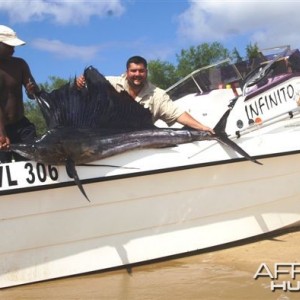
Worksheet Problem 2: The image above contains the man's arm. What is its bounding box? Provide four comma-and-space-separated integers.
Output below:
0, 108, 10, 149
176, 112, 215, 134
21, 59, 39, 99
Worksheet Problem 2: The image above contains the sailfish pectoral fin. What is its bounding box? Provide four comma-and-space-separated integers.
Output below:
216, 134, 262, 165
66, 158, 91, 202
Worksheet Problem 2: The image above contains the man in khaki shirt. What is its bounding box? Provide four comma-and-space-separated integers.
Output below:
76, 56, 214, 133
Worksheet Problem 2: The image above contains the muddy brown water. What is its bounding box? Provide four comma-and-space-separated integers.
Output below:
1, 227, 300, 300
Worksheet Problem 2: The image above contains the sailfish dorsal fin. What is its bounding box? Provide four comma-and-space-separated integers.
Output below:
35, 66, 154, 130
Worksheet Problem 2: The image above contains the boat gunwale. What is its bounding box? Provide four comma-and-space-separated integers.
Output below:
1, 149, 299, 197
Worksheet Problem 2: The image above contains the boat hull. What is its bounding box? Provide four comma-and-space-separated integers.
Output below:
1, 150, 300, 288
3, 46, 300, 289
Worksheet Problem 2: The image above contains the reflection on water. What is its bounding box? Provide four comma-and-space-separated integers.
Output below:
1, 227, 300, 300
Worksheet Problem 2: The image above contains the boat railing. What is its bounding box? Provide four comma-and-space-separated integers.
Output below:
232, 107, 300, 138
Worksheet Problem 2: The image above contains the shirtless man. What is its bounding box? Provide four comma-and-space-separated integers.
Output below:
0, 25, 39, 163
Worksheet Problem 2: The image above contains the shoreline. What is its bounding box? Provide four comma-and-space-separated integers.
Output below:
2, 225, 300, 300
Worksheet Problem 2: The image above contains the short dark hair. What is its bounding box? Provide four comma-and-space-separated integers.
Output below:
126, 56, 147, 69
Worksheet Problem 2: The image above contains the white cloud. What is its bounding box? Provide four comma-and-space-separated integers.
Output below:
31, 38, 102, 61
0, 0, 125, 24
177, 0, 300, 49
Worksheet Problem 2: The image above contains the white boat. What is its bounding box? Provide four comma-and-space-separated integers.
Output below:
1, 46, 300, 288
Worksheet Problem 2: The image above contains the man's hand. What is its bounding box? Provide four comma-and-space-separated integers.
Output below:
199, 125, 215, 135
177, 112, 215, 135
0, 136, 10, 150
26, 79, 39, 97
76, 75, 86, 90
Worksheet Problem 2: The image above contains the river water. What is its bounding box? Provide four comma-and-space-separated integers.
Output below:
1, 227, 300, 300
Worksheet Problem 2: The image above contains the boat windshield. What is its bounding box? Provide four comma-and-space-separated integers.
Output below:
166, 59, 243, 101
241, 45, 300, 94
261, 45, 291, 61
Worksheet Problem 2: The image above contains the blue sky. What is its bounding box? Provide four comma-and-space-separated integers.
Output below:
1, 0, 300, 85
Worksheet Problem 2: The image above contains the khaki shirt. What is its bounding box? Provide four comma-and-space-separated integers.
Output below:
106, 74, 185, 125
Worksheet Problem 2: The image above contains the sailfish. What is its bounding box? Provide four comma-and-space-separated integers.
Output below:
4, 66, 260, 201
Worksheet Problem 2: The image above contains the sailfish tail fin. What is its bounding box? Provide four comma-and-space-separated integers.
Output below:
215, 134, 262, 165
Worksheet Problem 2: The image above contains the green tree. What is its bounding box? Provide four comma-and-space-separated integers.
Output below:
245, 42, 266, 71
176, 42, 230, 78
231, 47, 243, 62
147, 42, 232, 89
24, 100, 46, 136
148, 59, 179, 89
24, 76, 69, 135
246, 42, 260, 59
39, 76, 70, 92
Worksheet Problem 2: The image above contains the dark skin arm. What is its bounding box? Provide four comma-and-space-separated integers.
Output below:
0, 107, 10, 148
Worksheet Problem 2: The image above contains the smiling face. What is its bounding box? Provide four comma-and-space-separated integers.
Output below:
126, 62, 148, 89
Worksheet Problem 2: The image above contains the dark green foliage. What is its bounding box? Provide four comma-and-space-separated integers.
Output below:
39, 76, 69, 92
231, 47, 243, 62
176, 42, 230, 78
24, 100, 46, 136
147, 42, 256, 90
246, 42, 261, 59
148, 59, 179, 89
